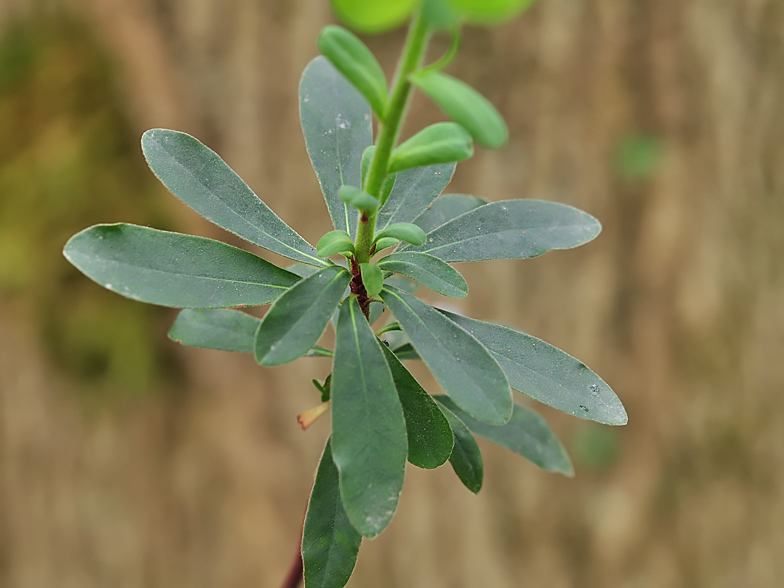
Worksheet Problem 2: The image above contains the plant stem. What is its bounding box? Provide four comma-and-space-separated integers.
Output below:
353, 12, 430, 264
280, 547, 303, 588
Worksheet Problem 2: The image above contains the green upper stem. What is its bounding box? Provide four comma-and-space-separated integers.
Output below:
353, 12, 431, 265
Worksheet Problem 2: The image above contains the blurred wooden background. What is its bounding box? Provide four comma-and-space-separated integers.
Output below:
1, 0, 783, 586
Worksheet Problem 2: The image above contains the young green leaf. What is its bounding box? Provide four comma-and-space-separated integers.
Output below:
254, 266, 350, 366
338, 185, 379, 212
376, 163, 455, 231
332, 297, 407, 538
440, 311, 628, 425
360, 145, 375, 189
169, 308, 260, 353
380, 286, 512, 425
412, 193, 487, 233
434, 399, 484, 493
317, 230, 355, 257
63, 224, 299, 308
388, 122, 473, 173
330, 0, 417, 33
375, 223, 427, 246
435, 395, 573, 476
373, 237, 400, 251
410, 71, 508, 149
377, 252, 468, 298
141, 129, 327, 268
302, 439, 362, 588
401, 200, 602, 262
318, 25, 388, 119
381, 344, 454, 469
448, 0, 538, 25
300, 57, 371, 236
359, 263, 383, 297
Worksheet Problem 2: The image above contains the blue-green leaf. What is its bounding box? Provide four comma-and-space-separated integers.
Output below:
441, 311, 627, 425
409, 71, 508, 149
332, 297, 407, 538
435, 395, 573, 476
140, 129, 326, 267
254, 266, 350, 365
377, 252, 467, 298
300, 57, 372, 236
380, 344, 454, 469
63, 224, 299, 308
434, 399, 483, 493
302, 439, 362, 588
169, 308, 259, 353
380, 286, 512, 424
376, 163, 455, 231
402, 200, 602, 262
318, 25, 388, 118
412, 193, 487, 233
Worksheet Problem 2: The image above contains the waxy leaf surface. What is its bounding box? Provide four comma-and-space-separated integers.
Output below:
254, 266, 350, 365
377, 252, 467, 298
388, 123, 473, 173
300, 57, 372, 236
141, 129, 326, 267
441, 311, 628, 425
169, 308, 259, 353
376, 163, 455, 231
332, 298, 407, 538
63, 224, 298, 308
380, 286, 512, 424
434, 399, 483, 493
302, 439, 362, 588
402, 200, 602, 262
412, 193, 487, 233
381, 344, 454, 469
436, 396, 573, 476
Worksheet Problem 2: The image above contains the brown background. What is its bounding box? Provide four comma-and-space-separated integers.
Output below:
1, 0, 783, 586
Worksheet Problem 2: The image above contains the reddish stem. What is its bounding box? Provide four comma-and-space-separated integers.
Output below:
280, 547, 303, 588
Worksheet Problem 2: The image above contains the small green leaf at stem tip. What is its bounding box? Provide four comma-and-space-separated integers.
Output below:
339, 185, 379, 212
318, 25, 388, 118
361, 145, 375, 189
317, 230, 355, 257
374, 237, 400, 252
375, 223, 426, 246
448, 0, 538, 25
410, 71, 508, 149
388, 122, 473, 173
330, 0, 418, 33
359, 263, 384, 297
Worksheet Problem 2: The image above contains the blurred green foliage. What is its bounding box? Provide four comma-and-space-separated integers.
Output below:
613, 134, 664, 182
0, 17, 175, 404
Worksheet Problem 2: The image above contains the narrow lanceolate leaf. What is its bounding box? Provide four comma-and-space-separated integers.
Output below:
402, 200, 602, 262
410, 70, 508, 149
376, 163, 455, 231
300, 57, 372, 236
359, 263, 383, 297
332, 297, 407, 538
302, 439, 362, 588
440, 311, 627, 425
377, 252, 467, 298
63, 224, 299, 308
435, 396, 573, 476
141, 129, 326, 267
391, 343, 419, 360
412, 193, 487, 234
318, 25, 388, 119
380, 344, 454, 469
254, 266, 350, 366
434, 399, 483, 493
380, 286, 512, 425
388, 123, 473, 173
169, 309, 259, 353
